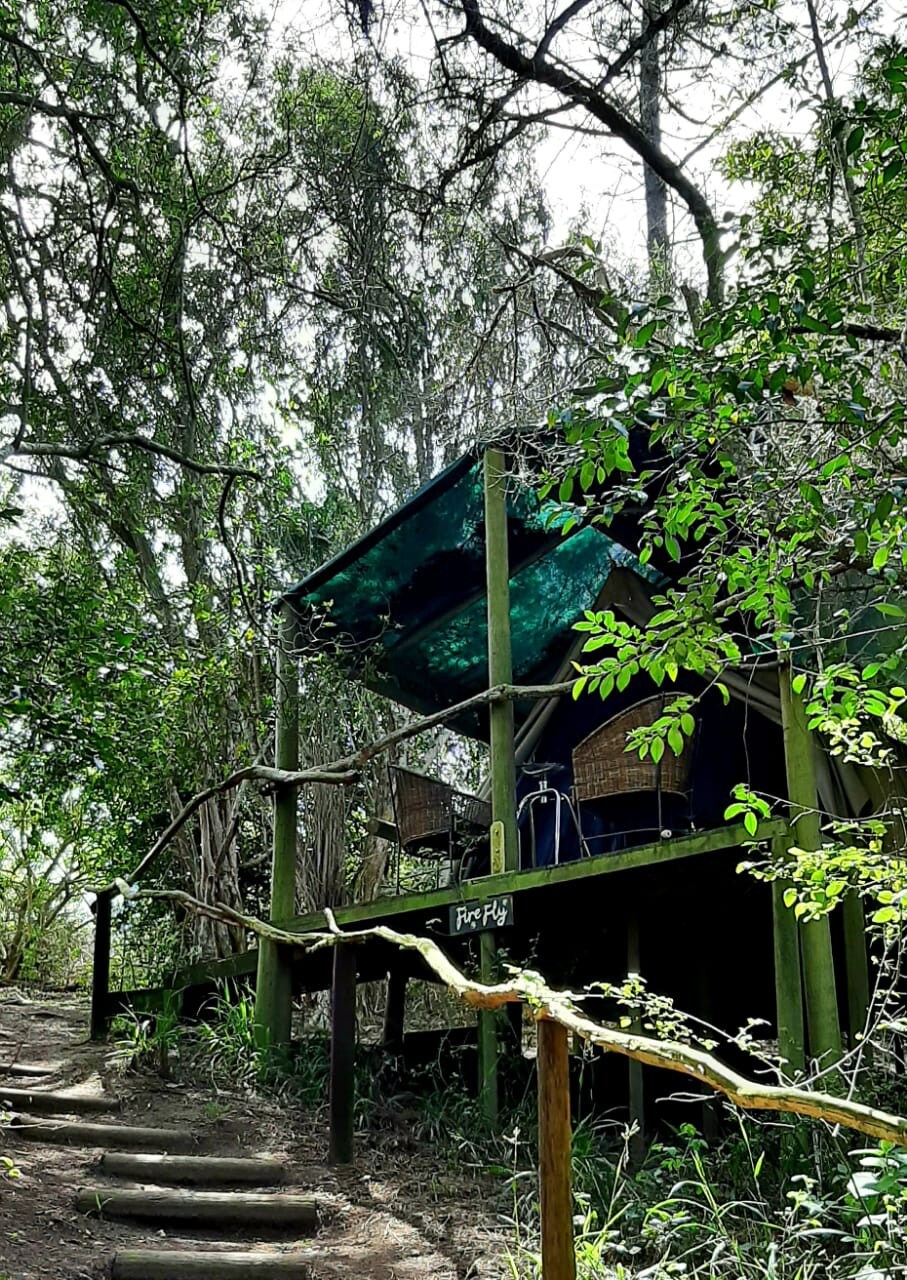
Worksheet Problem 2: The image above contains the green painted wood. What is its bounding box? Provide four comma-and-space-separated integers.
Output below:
163, 821, 786, 996
842, 891, 871, 1049
483, 446, 519, 871
90, 888, 114, 1040
382, 968, 407, 1051
254, 602, 300, 1051
278, 820, 786, 933
778, 665, 842, 1074
771, 833, 806, 1078
329, 942, 356, 1164
478, 930, 499, 1123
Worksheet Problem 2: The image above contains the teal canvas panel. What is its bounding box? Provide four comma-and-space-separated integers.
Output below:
284, 450, 656, 737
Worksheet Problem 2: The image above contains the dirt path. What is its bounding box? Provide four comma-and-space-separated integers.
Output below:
0, 996, 511, 1279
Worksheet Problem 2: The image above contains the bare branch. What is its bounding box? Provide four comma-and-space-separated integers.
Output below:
5, 433, 260, 480
137, 886, 907, 1149
459, 0, 725, 305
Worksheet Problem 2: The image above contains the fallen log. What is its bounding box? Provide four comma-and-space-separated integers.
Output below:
78, 1188, 320, 1230
112, 1250, 315, 1279
100, 1152, 287, 1185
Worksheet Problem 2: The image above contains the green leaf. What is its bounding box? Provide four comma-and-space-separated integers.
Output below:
743, 811, 758, 837
791, 673, 807, 695
783, 888, 798, 909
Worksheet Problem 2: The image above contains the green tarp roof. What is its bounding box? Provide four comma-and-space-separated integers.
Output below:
283, 450, 657, 738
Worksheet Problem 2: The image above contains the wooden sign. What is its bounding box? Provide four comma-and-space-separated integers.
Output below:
448, 895, 513, 937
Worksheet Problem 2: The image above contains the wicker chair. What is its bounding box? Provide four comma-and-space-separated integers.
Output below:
389, 766, 492, 887
572, 694, 695, 847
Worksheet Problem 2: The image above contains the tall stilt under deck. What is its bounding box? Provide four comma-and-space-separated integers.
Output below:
778, 664, 842, 1074
478, 445, 518, 1122
626, 910, 646, 1168
771, 834, 806, 1077
842, 892, 871, 1051
329, 942, 357, 1164
382, 967, 407, 1052
537, 1018, 576, 1280
254, 602, 300, 1050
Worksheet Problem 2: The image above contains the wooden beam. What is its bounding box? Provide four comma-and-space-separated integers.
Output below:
771, 833, 806, 1078
254, 601, 299, 1050
282, 820, 787, 934
537, 1018, 576, 1280
778, 664, 842, 1074
329, 942, 357, 1164
90, 888, 114, 1041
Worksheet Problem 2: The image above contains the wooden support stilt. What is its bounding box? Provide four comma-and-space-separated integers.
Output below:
478, 930, 499, 1123
537, 1018, 576, 1280
382, 967, 407, 1052
779, 664, 842, 1075
626, 909, 646, 1167
843, 892, 871, 1051
254, 602, 299, 1051
90, 888, 114, 1040
329, 942, 357, 1165
771, 833, 806, 1078
483, 445, 518, 870
479, 445, 517, 1126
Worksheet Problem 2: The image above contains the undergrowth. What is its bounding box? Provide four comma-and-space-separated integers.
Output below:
110, 993, 907, 1278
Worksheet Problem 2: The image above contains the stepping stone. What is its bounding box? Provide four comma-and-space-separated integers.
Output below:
7, 1117, 196, 1150
100, 1152, 287, 1185
112, 1250, 316, 1278
78, 1187, 319, 1230
0, 1085, 117, 1115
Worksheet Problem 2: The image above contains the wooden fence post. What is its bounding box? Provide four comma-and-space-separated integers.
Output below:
537, 1018, 576, 1280
329, 942, 357, 1165
90, 888, 114, 1040
254, 601, 299, 1051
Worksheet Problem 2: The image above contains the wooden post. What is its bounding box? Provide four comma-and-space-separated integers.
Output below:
254, 602, 299, 1051
382, 967, 407, 1052
484, 445, 518, 870
478, 930, 499, 1123
778, 664, 842, 1074
842, 892, 870, 1051
479, 445, 517, 1125
626, 909, 646, 1168
90, 888, 113, 1041
329, 943, 357, 1165
771, 833, 806, 1077
537, 1018, 576, 1280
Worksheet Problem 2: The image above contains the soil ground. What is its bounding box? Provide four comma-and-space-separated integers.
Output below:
0, 994, 515, 1280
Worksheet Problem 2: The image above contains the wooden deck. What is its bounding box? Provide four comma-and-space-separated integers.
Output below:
164, 818, 786, 997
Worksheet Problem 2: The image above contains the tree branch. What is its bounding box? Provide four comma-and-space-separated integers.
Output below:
4, 433, 260, 480
133, 886, 907, 1148
459, 0, 724, 305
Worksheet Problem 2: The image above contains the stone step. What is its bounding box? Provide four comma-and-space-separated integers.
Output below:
100, 1152, 287, 1186
78, 1187, 320, 1231
7, 1116, 196, 1150
0, 1085, 117, 1115
112, 1249, 316, 1279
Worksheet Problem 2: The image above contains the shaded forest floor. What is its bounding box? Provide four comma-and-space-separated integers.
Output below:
0, 995, 513, 1279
